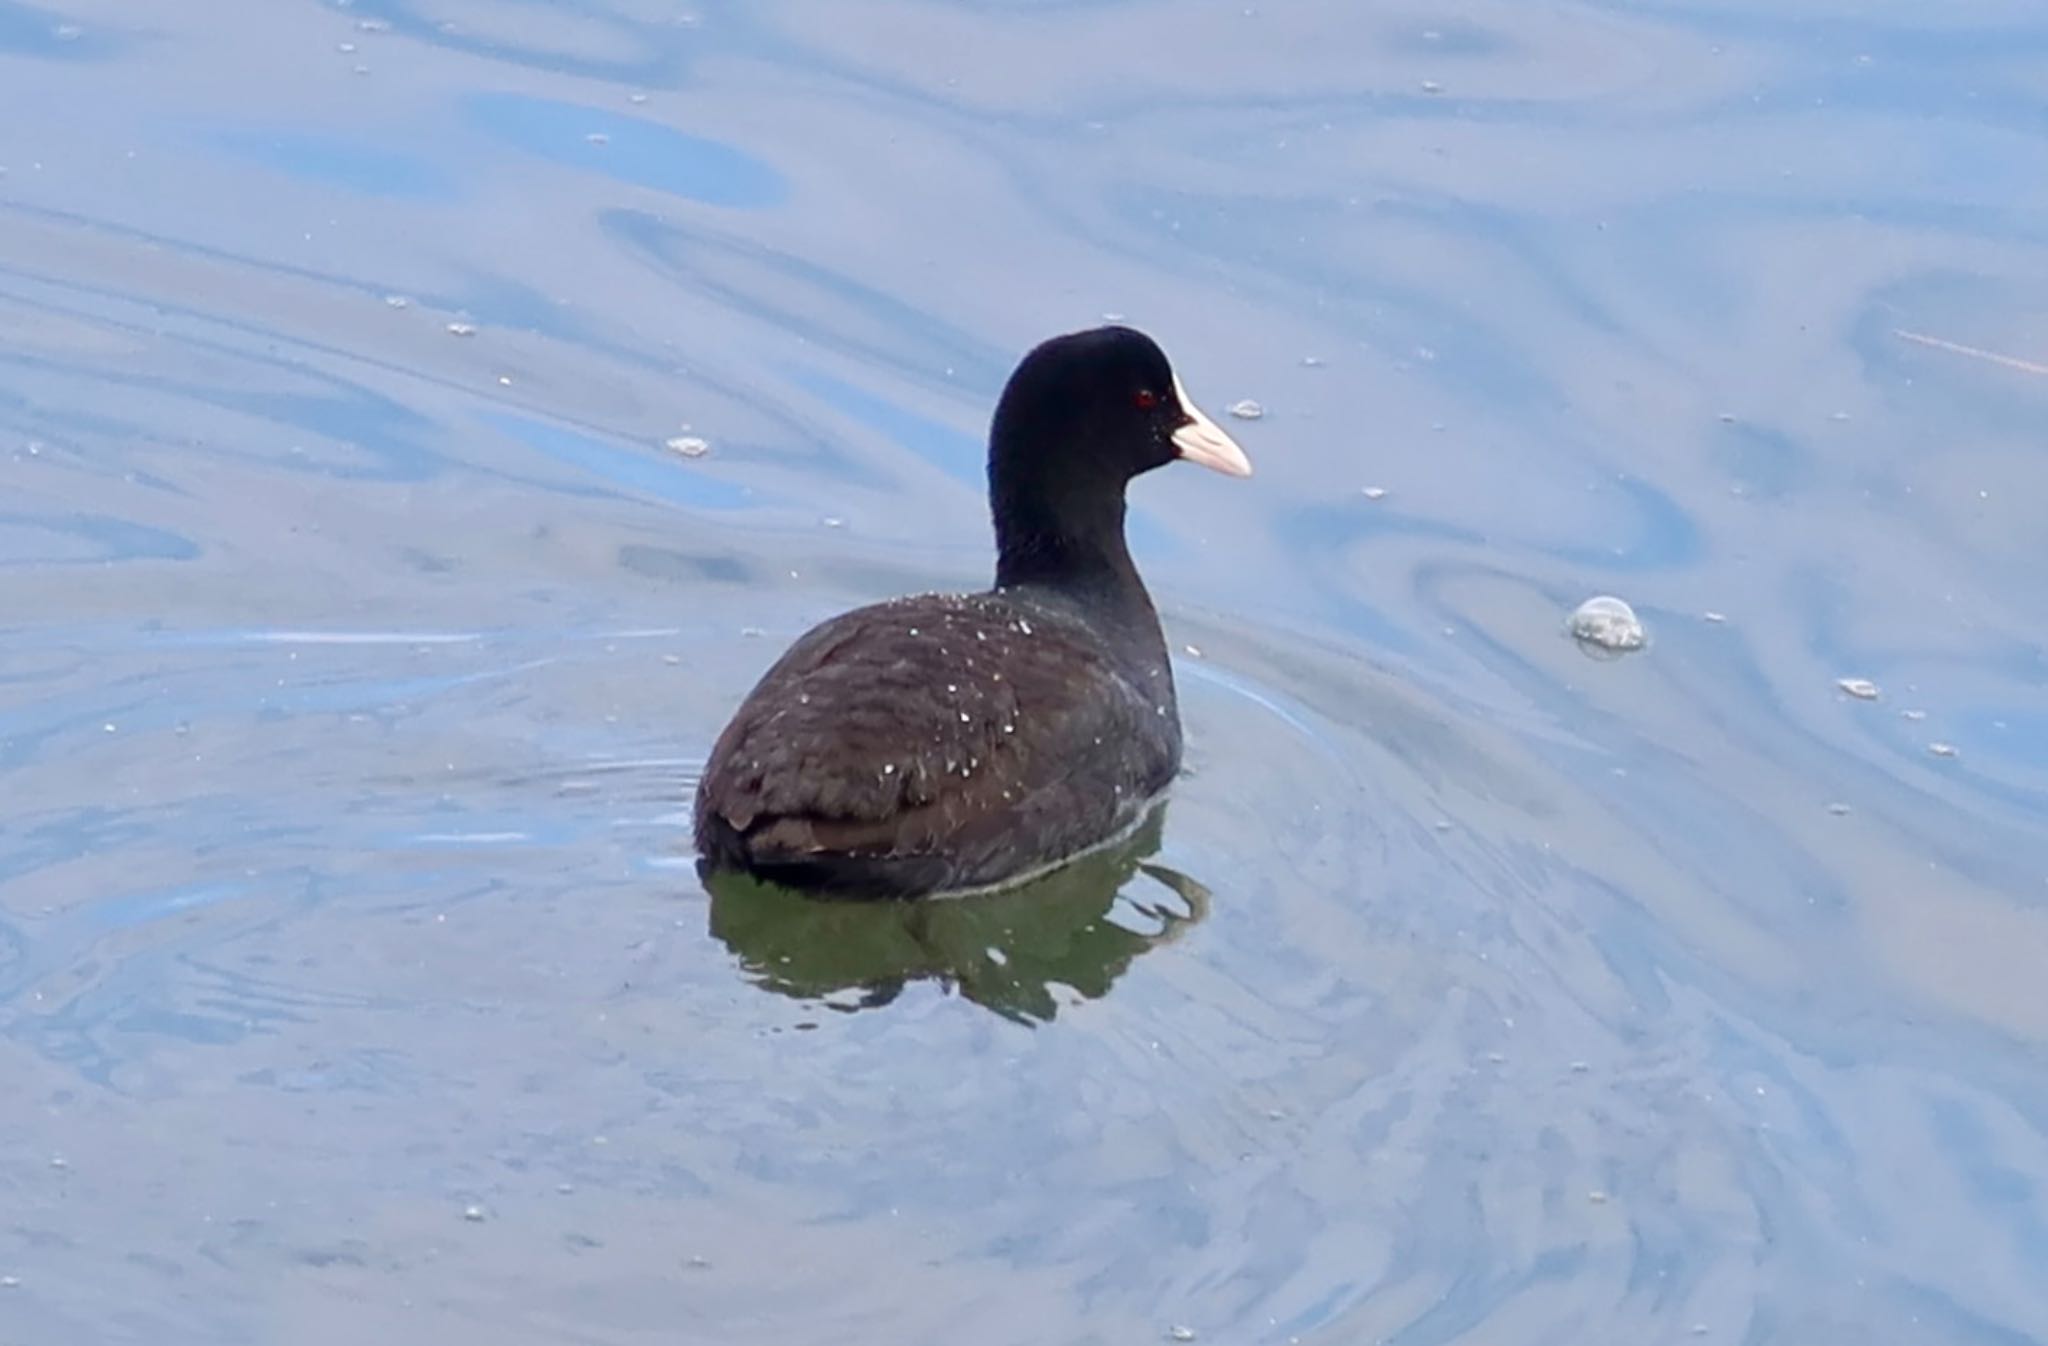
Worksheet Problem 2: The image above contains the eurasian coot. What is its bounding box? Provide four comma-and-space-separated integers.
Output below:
695, 326, 1251, 898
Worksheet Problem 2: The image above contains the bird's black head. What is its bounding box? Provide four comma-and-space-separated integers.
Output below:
990, 326, 1251, 493
987, 325, 1250, 595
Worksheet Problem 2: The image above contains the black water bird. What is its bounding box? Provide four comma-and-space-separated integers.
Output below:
695, 326, 1251, 898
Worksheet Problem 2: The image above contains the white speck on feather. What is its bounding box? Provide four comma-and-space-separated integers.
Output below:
882, 763, 896, 775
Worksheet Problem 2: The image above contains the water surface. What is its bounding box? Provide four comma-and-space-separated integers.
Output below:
2, 1, 2046, 1342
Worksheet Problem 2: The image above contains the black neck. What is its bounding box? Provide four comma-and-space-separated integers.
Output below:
991, 486, 1148, 601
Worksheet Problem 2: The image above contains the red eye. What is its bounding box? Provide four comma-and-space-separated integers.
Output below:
1133, 389, 1159, 410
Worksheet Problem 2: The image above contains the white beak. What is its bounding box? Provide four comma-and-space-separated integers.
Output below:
1168, 371, 1253, 478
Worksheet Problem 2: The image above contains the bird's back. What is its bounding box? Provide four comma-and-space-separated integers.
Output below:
694, 588, 1179, 896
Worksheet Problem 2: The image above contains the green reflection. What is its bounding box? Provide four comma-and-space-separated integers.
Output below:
702, 807, 1209, 1024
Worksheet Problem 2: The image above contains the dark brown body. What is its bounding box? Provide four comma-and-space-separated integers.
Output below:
694, 585, 1180, 898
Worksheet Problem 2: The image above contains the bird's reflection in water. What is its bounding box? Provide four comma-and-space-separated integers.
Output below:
702, 807, 1209, 1024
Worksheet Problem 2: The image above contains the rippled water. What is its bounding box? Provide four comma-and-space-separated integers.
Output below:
4, 2, 2046, 1342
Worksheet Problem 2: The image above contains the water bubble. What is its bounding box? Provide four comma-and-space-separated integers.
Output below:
1835, 677, 1880, 701
1226, 399, 1265, 420
1361, 486, 1387, 500
1928, 742, 1958, 758
664, 435, 710, 458
445, 321, 477, 337
1567, 596, 1645, 653
462, 1204, 486, 1222
1167, 1329, 1197, 1343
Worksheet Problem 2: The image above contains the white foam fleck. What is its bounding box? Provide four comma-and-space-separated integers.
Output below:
1566, 595, 1645, 652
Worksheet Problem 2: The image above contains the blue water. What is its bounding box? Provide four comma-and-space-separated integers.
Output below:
2, 2, 2046, 1342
